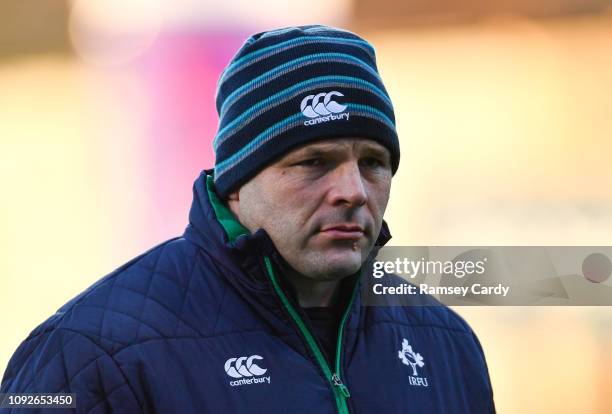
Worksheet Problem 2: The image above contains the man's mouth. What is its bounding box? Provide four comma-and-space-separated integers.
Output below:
319, 224, 365, 240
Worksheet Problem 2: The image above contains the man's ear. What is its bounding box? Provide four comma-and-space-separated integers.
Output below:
226, 191, 239, 202
226, 190, 240, 219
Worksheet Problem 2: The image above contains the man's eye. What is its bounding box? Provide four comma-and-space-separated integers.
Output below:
361, 157, 384, 168
296, 158, 324, 167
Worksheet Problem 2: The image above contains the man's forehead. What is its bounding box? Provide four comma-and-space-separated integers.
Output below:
286, 138, 390, 156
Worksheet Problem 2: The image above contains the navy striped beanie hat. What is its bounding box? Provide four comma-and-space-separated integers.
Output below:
212, 25, 400, 197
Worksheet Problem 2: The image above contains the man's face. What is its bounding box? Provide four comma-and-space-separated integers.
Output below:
228, 138, 392, 281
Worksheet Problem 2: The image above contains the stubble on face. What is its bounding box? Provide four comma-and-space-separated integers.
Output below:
228, 138, 392, 281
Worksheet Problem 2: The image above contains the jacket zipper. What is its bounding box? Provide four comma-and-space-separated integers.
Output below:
263, 256, 359, 414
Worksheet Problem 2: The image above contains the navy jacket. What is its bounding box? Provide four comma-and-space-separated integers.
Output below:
1, 170, 495, 413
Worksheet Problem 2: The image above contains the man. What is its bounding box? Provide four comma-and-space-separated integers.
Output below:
1, 25, 495, 413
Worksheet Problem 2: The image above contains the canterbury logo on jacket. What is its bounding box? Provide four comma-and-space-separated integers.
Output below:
0, 170, 496, 413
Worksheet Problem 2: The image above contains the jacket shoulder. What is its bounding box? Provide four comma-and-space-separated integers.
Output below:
0, 327, 142, 413
1, 237, 227, 411
29, 237, 217, 356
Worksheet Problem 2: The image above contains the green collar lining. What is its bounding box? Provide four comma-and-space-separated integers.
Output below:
205, 174, 249, 243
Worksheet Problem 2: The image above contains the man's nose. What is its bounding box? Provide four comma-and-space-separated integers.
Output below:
328, 161, 367, 207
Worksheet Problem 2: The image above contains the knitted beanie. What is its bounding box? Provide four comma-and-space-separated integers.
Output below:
212, 25, 400, 197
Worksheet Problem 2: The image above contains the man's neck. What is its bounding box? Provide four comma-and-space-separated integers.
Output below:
289, 275, 340, 308
281, 266, 343, 308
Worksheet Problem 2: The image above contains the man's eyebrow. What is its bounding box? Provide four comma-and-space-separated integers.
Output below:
361, 144, 391, 160
300, 147, 334, 156
291, 145, 340, 158
286, 142, 390, 159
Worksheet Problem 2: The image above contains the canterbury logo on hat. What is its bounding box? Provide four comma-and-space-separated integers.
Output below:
301, 90, 350, 126
300, 91, 347, 118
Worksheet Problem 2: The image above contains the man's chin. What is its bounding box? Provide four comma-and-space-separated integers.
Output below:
310, 250, 364, 280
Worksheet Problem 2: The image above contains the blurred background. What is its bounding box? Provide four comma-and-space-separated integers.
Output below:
1, 0, 612, 412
